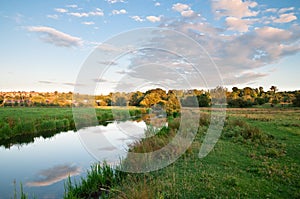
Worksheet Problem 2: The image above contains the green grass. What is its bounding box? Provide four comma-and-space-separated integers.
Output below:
0, 107, 145, 148
64, 108, 300, 199
3, 107, 299, 198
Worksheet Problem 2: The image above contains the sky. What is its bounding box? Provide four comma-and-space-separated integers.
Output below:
0, 0, 299, 94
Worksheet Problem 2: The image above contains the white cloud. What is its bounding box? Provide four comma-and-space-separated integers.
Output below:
106, 0, 124, 3
152, 18, 300, 85
172, 3, 190, 12
278, 7, 294, 14
69, 12, 88, 17
212, 0, 259, 18
274, 13, 297, 23
172, 3, 195, 18
255, 26, 292, 41
27, 26, 83, 47
155, 2, 161, 7
66, 4, 78, 8
181, 10, 195, 17
47, 14, 59, 20
68, 9, 104, 17
130, 15, 144, 22
82, 21, 95, 25
112, 9, 127, 15
146, 15, 161, 23
264, 8, 277, 13
54, 8, 68, 13
226, 17, 252, 32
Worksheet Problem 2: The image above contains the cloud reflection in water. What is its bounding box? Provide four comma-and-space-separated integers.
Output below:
26, 164, 81, 187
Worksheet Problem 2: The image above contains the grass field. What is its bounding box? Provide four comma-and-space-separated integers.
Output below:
1, 107, 299, 198
64, 107, 300, 198
0, 107, 146, 148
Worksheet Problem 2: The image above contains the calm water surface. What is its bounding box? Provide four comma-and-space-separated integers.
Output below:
0, 120, 147, 199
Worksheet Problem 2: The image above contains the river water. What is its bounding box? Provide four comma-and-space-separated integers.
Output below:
0, 120, 147, 199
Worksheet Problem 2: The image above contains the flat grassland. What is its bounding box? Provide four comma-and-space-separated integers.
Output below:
1, 107, 299, 198
66, 107, 300, 198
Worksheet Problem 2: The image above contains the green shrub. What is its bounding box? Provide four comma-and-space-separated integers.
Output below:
13, 121, 35, 135
64, 162, 124, 199
0, 123, 12, 139
38, 120, 56, 132
56, 120, 65, 131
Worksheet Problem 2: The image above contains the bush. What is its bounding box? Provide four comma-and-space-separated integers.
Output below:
293, 93, 300, 107
13, 121, 36, 135
197, 94, 211, 107
56, 120, 65, 131
0, 123, 12, 139
38, 120, 56, 132
224, 119, 269, 144
254, 97, 265, 105
64, 162, 124, 199
228, 98, 253, 108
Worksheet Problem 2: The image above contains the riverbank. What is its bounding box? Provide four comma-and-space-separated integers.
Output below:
0, 107, 147, 148
64, 108, 300, 198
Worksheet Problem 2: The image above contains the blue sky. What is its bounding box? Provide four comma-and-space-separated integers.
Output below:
0, 0, 299, 93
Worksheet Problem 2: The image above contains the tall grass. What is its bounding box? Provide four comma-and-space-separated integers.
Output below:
64, 162, 125, 199
0, 107, 144, 148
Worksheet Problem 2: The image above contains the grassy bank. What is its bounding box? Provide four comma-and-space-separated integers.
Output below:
0, 107, 147, 148
65, 108, 300, 198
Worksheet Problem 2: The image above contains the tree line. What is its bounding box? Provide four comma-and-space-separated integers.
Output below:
1, 86, 300, 111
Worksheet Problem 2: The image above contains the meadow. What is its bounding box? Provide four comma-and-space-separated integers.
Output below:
0, 107, 145, 148
64, 107, 300, 198
2, 107, 299, 198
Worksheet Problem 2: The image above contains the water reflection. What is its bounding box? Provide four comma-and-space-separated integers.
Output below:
26, 164, 81, 187
0, 117, 168, 198
78, 120, 147, 164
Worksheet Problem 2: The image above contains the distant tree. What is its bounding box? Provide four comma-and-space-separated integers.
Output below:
293, 93, 300, 107
129, 91, 144, 106
243, 87, 252, 96
197, 94, 210, 107
254, 97, 265, 105
259, 86, 264, 96
270, 86, 278, 93
114, 96, 127, 106
139, 89, 167, 107
181, 96, 198, 107
228, 98, 252, 108
232, 87, 239, 93
210, 86, 227, 105
166, 91, 180, 115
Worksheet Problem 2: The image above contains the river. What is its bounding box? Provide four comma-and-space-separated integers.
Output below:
0, 120, 147, 199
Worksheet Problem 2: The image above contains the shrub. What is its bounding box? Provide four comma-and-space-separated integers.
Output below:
293, 93, 300, 107
0, 123, 12, 139
228, 98, 253, 108
13, 121, 36, 135
38, 120, 56, 132
64, 162, 124, 199
56, 120, 65, 131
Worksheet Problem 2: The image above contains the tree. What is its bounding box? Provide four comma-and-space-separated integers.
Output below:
139, 89, 167, 107
210, 86, 227, 105
129, 91, 144, 106
228, 98, 252, 108
293, 92, 300, 107
232, 87, 239, 93
270, 86, 278, 93
166, 91, 180, 115
181, 96, 198, 107
259, 86, 264, 96
115, 96, 127, 106
254, 97, 265, 105
197, 94, 210, 107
